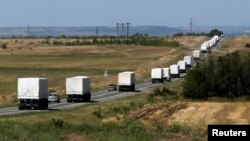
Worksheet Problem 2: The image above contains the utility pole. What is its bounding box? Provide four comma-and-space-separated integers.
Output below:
116, 23, 119, 43
190, 17, 193, 33
126, 22, 130, 42
121, 23, 124, 45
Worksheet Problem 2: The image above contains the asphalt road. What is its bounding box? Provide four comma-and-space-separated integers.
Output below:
0, 74, 187, 116
0, 38, 223, 116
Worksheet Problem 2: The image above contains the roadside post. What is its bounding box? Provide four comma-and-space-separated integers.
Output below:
104, 70, 108, 87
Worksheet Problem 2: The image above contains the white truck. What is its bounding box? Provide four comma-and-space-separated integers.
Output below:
170, 64, 180, 78
17, 78, 49, 110
162, 68, 171, 82
184, 56, 193, 68
178, 60, 187, 73
66, 76, 91, 102
193, 50, 201, 59
201, 42, 208, 53
118, 71, 135, 91
151, 68, 164, 83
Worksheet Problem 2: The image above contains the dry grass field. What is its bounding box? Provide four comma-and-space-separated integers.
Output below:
1, 35, 250, 140
214, 35, 250, 54
0, 36, 206, 106
132, 102, 250, 128
1, 86, 250, 141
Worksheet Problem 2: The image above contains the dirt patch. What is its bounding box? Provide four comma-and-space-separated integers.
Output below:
168, 102, 250, 128
0, 95, 16, 106
64, 133, 90, 141
168, 102, 223, 128
214, 103, 250, 124
129, 102, 188, 127
227, 106, 248, 123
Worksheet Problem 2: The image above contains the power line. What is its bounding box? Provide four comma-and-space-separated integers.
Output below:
116, 22, 131, 44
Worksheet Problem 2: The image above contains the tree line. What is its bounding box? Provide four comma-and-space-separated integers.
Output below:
183, 51, 250, 99
173, 29, 224, 37
43, 33, 181, 47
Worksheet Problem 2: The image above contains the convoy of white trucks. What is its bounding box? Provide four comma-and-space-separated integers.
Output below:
200, 35, 220, 53
16, 35, 221, 110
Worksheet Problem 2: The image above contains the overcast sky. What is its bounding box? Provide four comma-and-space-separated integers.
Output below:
0, 0, 249, 27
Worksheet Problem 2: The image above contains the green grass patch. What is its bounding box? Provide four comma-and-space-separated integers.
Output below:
0, 78, 210, 141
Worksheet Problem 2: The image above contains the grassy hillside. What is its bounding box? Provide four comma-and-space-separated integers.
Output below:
0, 81, 250, 141
0, 36, 207, 106
0, 36, 250, 141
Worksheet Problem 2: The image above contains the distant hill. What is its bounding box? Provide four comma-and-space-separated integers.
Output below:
0, 26, 249, 37
0, 26, 184, 37
180, 26, 250, 36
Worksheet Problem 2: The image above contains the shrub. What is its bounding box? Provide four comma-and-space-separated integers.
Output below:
245, 43, 250, 48
165, 124, 191, 135
52, 40, 64, 45
50, 118, 66, 129
208, 29, 223, 37
122, 121, 150, 139
147, 93, 155, 103
92, 108, 103, 119
43, 39, 50, 45
183, 51, 250, 99
148, 87, 178, 102
1, 43, 7, 49
112, 106, 130, 114
153, 87, 176, 97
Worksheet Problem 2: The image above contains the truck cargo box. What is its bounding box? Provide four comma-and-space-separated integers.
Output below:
184, 56, 192, 67
151, 68, 163, 79
170, 64, 180, 78
18, 78, 48, 99
66, 76, 90, 95
193, 50, 201, 59
118, 71, 135, 91
162, 68, 171, 82
178, 60, 187, 73
151, 68, 164, 83
201, 43, 208, 53
118, 71, 135, 86
18, 78, 49, 110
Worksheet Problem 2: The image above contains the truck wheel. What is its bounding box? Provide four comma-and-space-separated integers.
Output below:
87, 95, 91, 102
83, 95, 90, 102
19, 106, 24, 110
67, 99, 72, 103
41, 104, 48, 110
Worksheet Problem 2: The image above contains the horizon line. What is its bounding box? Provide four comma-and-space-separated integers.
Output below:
0, 25, 249, 28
